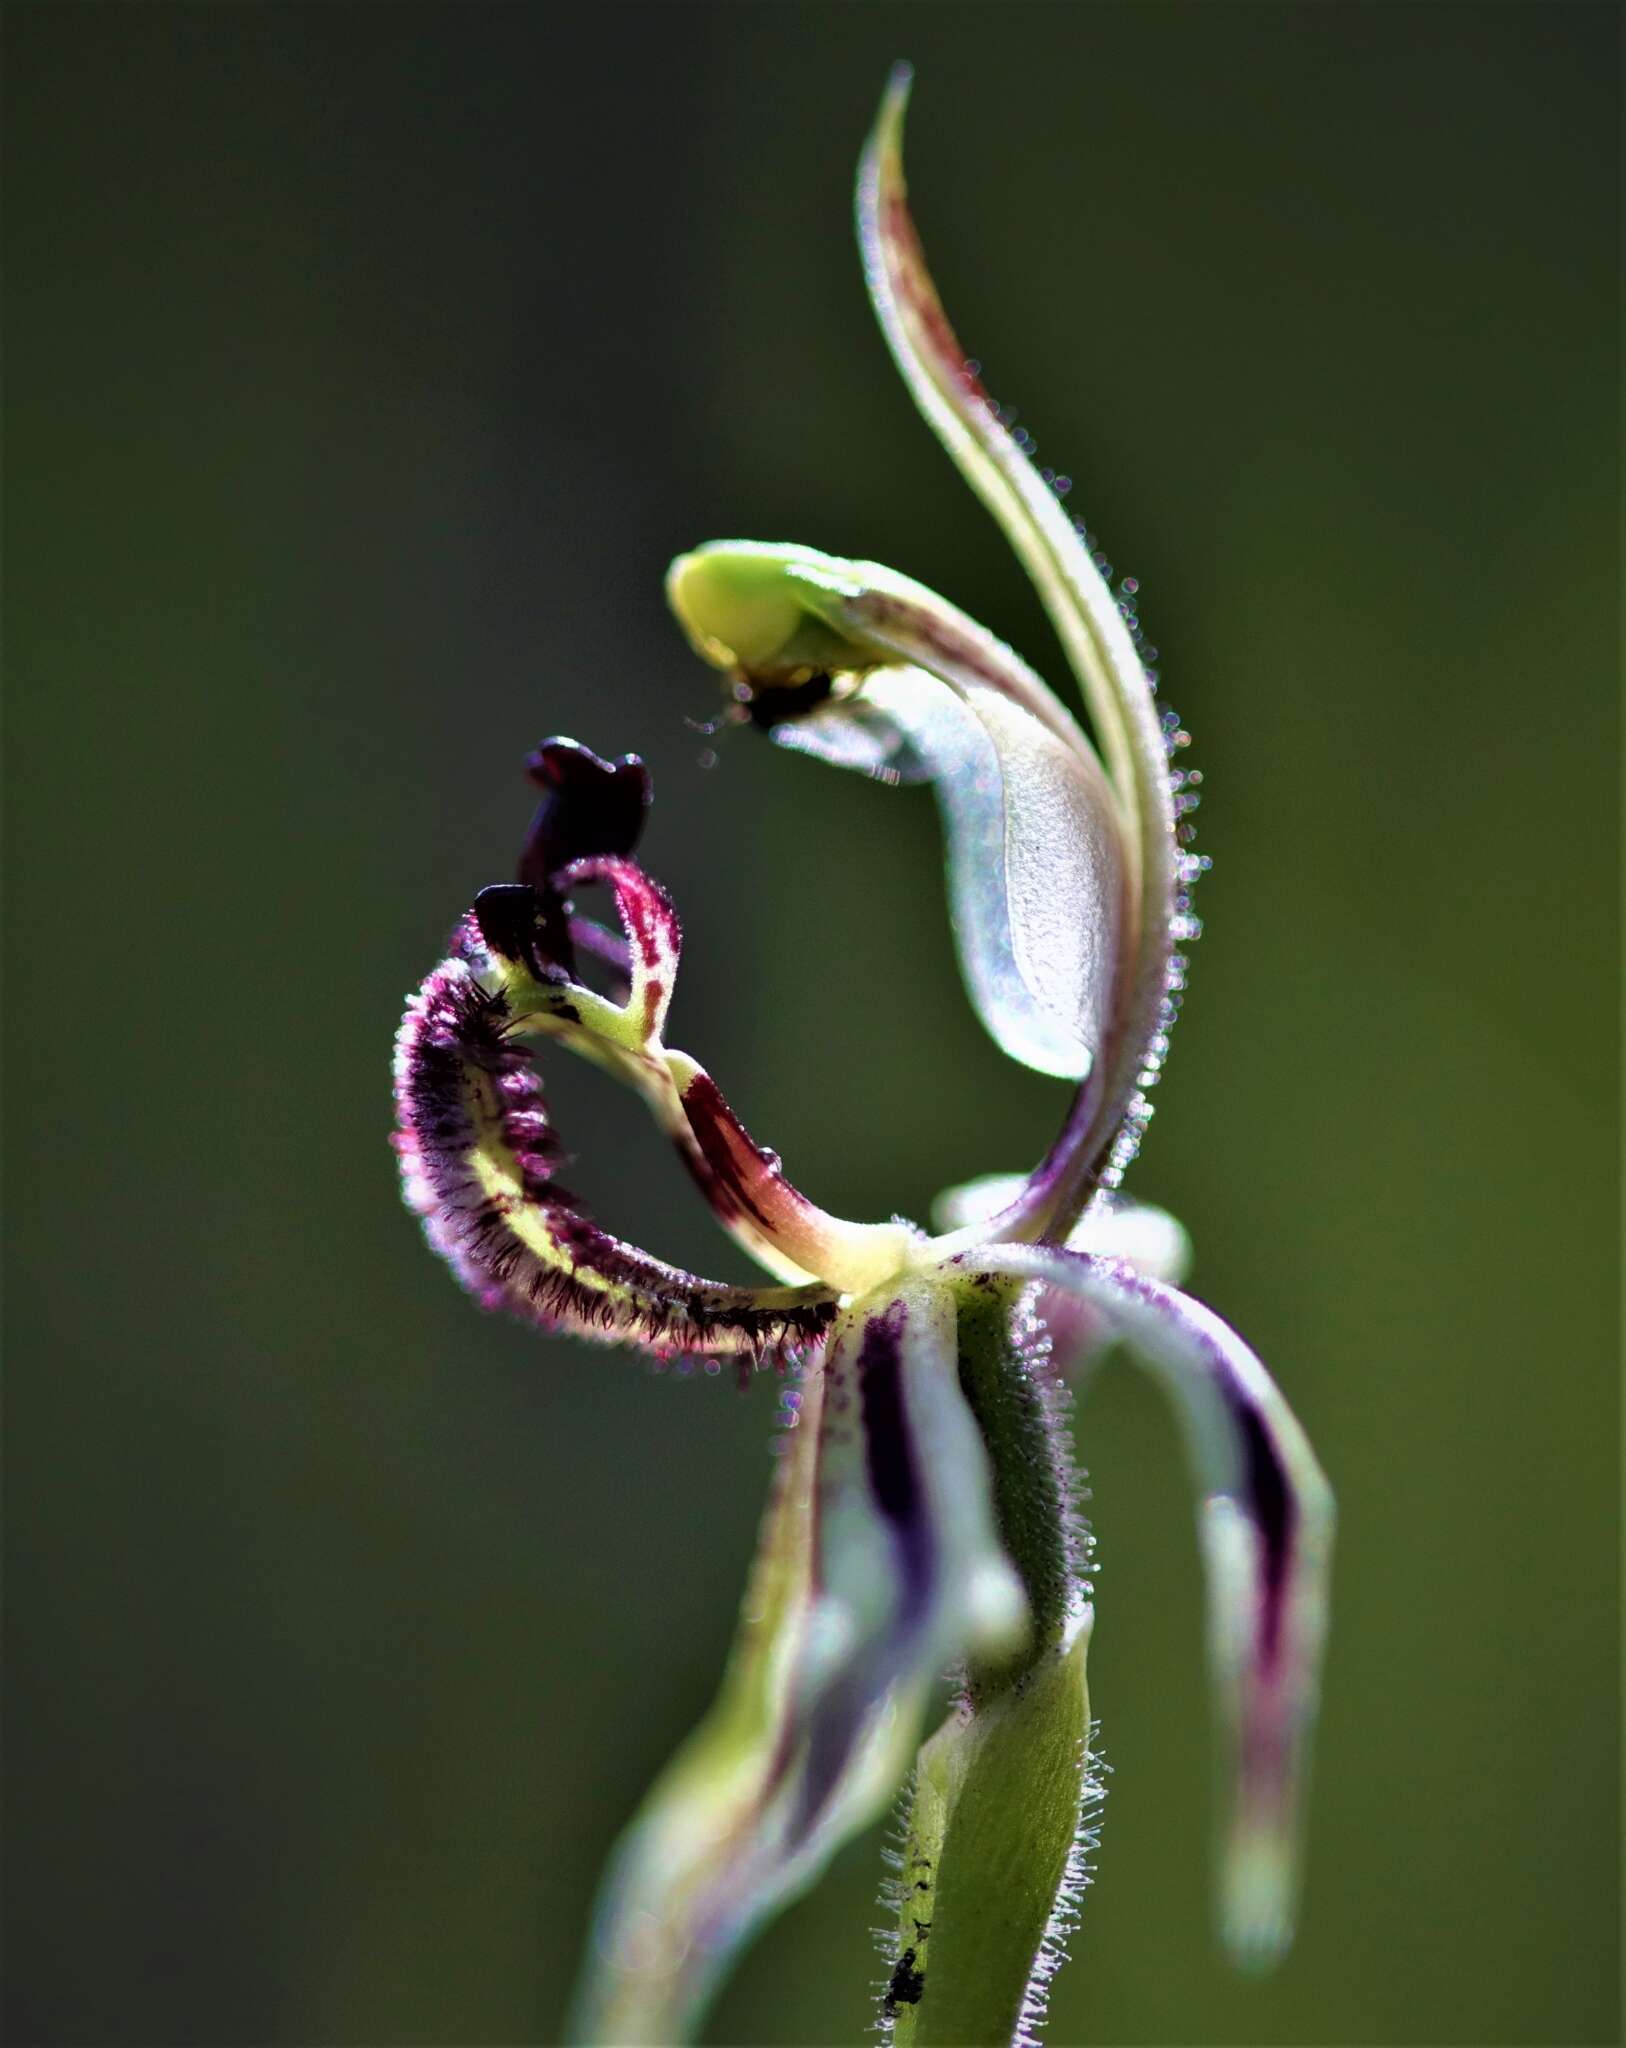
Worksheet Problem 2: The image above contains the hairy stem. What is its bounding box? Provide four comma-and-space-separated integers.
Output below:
880, 1277, 1096, 2044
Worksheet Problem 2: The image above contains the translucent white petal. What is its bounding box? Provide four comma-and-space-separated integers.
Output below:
933, 1177, 1191, 1284
792, 664, 1123, 1081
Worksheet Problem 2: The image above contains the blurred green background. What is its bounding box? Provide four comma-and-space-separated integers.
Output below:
6, 5, 1617, 2044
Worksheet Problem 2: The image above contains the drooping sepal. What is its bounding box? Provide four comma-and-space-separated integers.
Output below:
569, 1276, 1027, 2044
567, 1367, 901, 2046
805, 1277, 1028, 1720
962, 1244, 1333, 1966
858, 66, 1185, 1219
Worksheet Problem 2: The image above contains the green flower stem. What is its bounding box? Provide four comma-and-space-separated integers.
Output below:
886, 1617, 1090, 2048
881, 1278, 1095, 2043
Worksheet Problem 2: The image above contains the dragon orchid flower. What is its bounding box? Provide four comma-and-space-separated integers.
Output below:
392, 68, 1332, 2048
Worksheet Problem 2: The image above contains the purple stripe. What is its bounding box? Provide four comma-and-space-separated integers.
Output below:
1234, 1394, 1295, 1672
776, 1304, 938, 1847
857, 1305, 933, 1623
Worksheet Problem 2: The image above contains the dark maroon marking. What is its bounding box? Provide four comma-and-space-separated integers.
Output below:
880, 190, 991, 408
518, 737, 651, 895
1235, 1397, 1295, 1671
671, 1132, 744, 1230
745, 670, 833, 729
678, 1070, 782, 1236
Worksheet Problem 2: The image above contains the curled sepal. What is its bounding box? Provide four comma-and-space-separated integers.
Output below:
668, 544, 1126, 1083
570, 1279, 1026, 2045
392, 941, 835, 1359
962, 1245, 1333, 1966
882, 1608, 1095, 2048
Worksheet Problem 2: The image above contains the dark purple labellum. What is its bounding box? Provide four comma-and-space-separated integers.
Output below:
518, 737, 652, 893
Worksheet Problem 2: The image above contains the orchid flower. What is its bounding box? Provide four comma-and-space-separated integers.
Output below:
391, 67, 1332, 2048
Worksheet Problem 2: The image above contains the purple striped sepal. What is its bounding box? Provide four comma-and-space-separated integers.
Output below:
960, 1242, 1334, 1966
572, 1273, 1025, 2043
